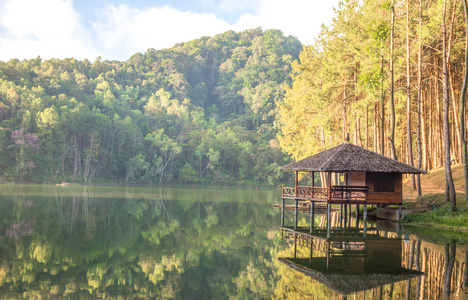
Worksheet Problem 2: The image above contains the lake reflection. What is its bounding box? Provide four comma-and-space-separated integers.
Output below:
0, 185, 466, 299
0, 185, 280, 298
276, 207, 468, 299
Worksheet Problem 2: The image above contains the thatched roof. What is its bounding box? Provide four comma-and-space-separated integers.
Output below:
279, 257, 423, 294
281, 143, 425, 174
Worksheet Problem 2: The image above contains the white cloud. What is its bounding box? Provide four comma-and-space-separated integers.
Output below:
0, 0, 339, 61
93, 0, 339, 60
218, 0, 260, 13
235, 0, 339, 45
0, 0, 98, 61
93, 4, 232, 60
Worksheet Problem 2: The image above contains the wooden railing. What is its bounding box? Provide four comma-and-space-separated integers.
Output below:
312, 187, 329, 199
330, 185, 368, 201
282, 187, 296, 198
297, 186, 313, 198
282, 186, 329, 199
282, 185, 367, 201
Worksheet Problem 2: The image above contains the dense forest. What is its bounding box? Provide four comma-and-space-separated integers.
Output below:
0, 28, 301, 185
3, 0, 468, 188
278, 0, 468, 197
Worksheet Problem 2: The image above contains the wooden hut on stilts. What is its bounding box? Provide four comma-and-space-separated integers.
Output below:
279, 142, 426, 234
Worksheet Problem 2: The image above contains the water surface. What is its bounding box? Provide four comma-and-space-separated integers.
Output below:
0, 185, 466, 299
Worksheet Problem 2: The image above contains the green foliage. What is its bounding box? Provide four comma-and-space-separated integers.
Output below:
0, 28, 299, 185
402, 205, 468, 229
402, 193, 468, 229
178, 163, 199, 183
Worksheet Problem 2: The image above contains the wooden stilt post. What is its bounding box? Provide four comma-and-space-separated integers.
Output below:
398, 204, 403, 220
294, 232, 297, 258
295, 171, 299, 197
281, 198, 285, 227
363, 204, 367, 237
294, 171, 299, 230
356, 204, 360, 228
294, 200, 298, 230
309, 237, 313, 263
326, 240, 330, 269
340, 204, 343, 228
327, 171, 332, 238
311, 171, 314, 199
310, 202, 314, 234
344, 204, 347, 231
348, 204, 352, 228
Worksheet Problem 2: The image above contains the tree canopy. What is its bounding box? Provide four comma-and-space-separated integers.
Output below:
0, 28, 301, 185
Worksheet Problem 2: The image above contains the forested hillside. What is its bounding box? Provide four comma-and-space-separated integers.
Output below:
0, 28, 302, 185
278, 0, 467, 184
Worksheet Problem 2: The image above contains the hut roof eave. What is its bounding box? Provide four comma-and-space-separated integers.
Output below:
280, 143, 426, 174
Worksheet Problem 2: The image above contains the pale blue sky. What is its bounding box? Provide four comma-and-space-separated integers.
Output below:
0, 0, 340, 61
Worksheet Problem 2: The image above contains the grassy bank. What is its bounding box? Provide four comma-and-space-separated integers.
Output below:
402, 193, 468, 230
400, 163, 468, 229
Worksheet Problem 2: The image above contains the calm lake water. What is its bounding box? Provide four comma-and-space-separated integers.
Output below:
0, 184, 466, 299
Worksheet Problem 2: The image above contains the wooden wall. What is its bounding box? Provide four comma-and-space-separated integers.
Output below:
348, 172, 366, 186
365, 172, 403, 205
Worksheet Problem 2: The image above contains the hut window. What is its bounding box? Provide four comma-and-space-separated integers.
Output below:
373, 174, 394, 192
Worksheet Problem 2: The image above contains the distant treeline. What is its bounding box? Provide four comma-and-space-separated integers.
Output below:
0, 28, 301, 185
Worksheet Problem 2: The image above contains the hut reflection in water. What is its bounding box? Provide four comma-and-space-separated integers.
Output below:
275, 210, 468, 299
279, 226, 422, 295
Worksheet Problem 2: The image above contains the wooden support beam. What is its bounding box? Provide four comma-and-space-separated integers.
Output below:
294, 200, 298, 230
356, 204, 360, 228
347, 204, 351, 228
363, 204, 368, 237
281, 198, 285, 227
295, 171, 299, 198
309, 237, 313, 263
294, 232, 297, 259
310, 202, 314, 234
340, 204, 343, 228
311, 171, 315, 198
344, 204, 348, 230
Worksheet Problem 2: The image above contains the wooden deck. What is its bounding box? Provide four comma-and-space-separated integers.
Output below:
282, 185, 369, 204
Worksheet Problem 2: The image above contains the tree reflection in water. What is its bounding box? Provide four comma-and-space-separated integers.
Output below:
275, 209, 468, 299
0, 185, 280, 298
0, 185, 466, 299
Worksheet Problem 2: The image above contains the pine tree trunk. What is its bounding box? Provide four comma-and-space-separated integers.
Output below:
355, 65, 362, 146
380, 51, 385, 156
390, 1, 397, 160
461, 0, 468, 205
366, 105, 369, 149
416, 0, 423, 197
407, 0, 415, 190
442, 0, 456, 208
343, 83, 348, 141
